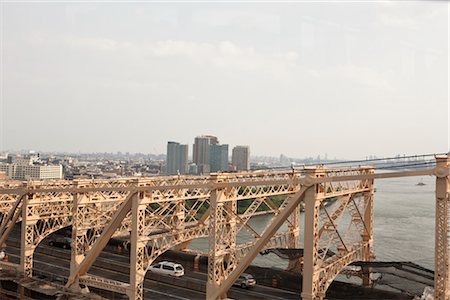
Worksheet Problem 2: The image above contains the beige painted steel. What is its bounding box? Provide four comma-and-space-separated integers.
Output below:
0, 162, 448, 299
67, 191, 136, 287
362, 170, 375, 286
127, 192, 147, 300
301, 170, 320, 300
435, 156, 450, 300
79, 275, 130, 294
206, 185, 309, 300
0, 193, 25, 249
301, 168, 322, 300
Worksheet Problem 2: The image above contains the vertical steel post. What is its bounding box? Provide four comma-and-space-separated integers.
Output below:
288, 171, 301, 249
127, 192, 147, 300
68, 179, 96, 290
206, 174, 222, 300
288, 205, 300, 248
173, 187, 188, 251
287, 194, 301, 270
69, 182, 83, 290
301, 167, 321, 300
225, 191, 237, 275
435, 155, 450, 300
20, 193, 36, 277
362, 167, 374, 286
206, 174, 237, 300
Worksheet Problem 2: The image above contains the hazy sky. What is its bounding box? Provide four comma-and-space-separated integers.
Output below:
1, 1, 448, 159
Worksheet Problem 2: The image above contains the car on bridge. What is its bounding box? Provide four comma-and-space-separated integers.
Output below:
147, 261, 184, 277
49, 236, 72, 249
233, 273, 256, 289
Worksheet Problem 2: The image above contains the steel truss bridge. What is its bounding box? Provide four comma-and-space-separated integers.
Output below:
0, 156, 449, 300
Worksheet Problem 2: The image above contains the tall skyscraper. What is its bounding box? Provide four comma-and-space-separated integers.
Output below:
193, 135, 218, 174
166, 141, 188, 175
232, 146, 250, 171
210, 144, 229, 172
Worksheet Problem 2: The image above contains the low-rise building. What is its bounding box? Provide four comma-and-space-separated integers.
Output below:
0, 163, 63, 180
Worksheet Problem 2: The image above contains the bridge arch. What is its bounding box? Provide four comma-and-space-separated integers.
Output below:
21, 191, 73, 276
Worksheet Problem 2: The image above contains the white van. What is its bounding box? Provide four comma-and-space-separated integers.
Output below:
147, 261, 184, 277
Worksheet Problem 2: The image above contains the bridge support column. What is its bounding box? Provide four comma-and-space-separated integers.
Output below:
435, 155, 450, 300
20, 194, 37, 277
69, 186, 86, 290
288, 171, 301, 250
287, 198, 301, 270
206, 174, 237, 300
362, 168, 374, 286
173, 187, 188, 251
288, 201, 301, 248
301, 167, 321, 300
127, 192, 148, 300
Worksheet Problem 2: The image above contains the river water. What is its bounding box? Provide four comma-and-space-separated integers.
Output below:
190, 174, 436, 271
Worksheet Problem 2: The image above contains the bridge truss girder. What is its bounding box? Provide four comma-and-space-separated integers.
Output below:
206, 166, 375, 300
0, 160, 449, 300
301, 167, 374, 300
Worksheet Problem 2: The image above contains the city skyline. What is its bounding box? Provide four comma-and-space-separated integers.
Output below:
0, 146, 446, 162
1, 2, 448, 159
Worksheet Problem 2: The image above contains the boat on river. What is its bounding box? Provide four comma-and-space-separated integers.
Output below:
416, 178, 426, 186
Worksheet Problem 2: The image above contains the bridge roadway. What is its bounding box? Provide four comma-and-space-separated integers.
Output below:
3, 226, 300, 299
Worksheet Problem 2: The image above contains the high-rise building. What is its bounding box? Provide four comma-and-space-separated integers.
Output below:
188, 163, 198, 175
166, 141, 188, 175
204, 135, 219, 145
193, 135, 218, 174
232, 146, 250, 171
210, 144, 229, 172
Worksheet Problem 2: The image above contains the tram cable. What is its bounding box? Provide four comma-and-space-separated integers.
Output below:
374, 161, 436, 170
303, 152, 446, 167
261, 152, 446, 171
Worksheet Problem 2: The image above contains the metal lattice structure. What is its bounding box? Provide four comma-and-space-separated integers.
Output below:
435, 156, 450, 300
0, 156, 449, 300
300, 167, 374, 299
